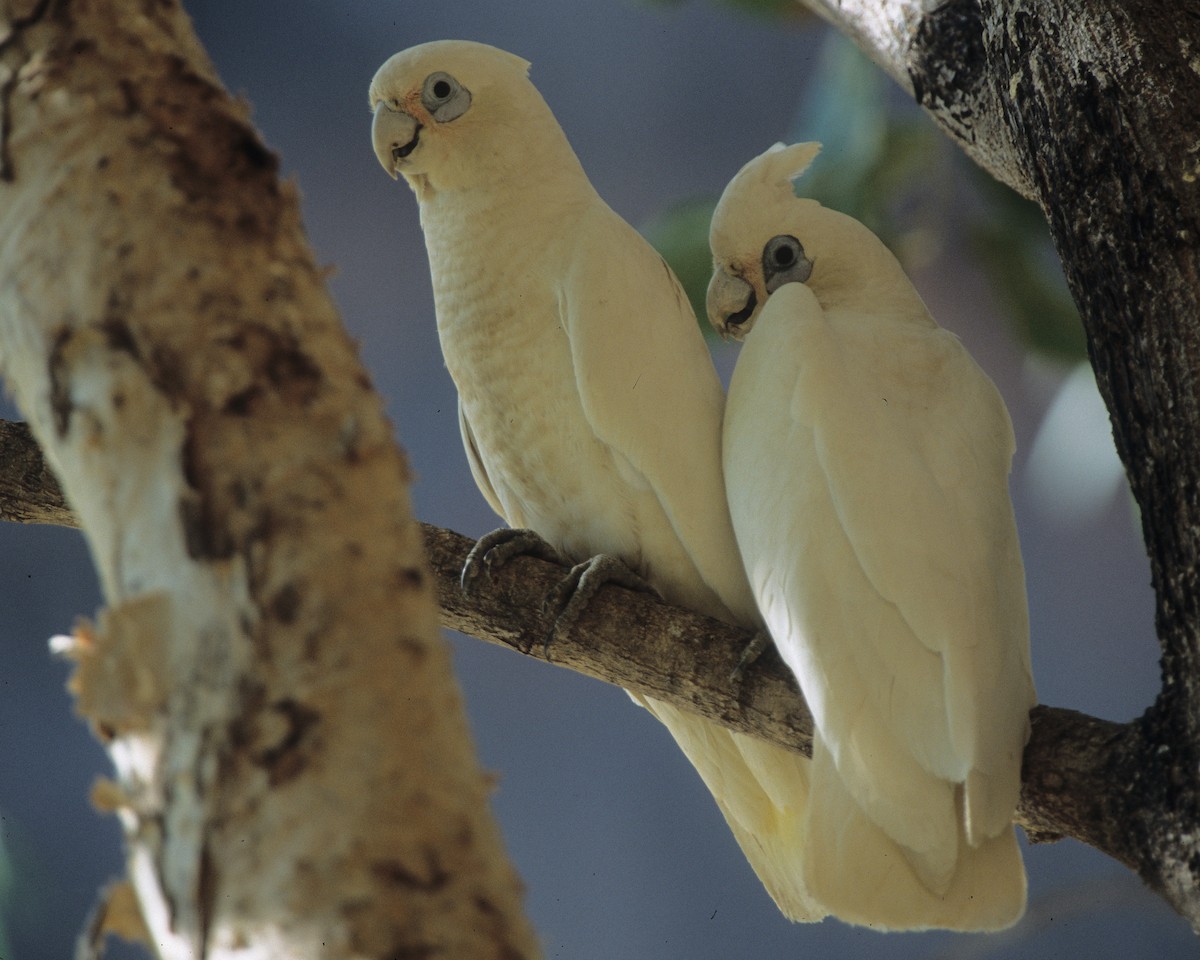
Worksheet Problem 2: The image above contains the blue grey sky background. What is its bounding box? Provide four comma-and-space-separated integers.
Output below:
0, 2, 1191, 958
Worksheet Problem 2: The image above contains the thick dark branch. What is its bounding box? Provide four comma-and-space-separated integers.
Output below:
977, 0, 1200, 925
0, 415, 1149, 880
799, 0, 1034, 197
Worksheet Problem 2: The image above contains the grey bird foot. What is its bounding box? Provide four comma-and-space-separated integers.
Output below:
541, 554, 659, 657
729, 628, 773, 683
461, 527, 564, 595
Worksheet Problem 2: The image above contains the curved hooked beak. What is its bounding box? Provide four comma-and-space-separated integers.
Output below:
372, 101, 423, 179
706, 269, 758, 342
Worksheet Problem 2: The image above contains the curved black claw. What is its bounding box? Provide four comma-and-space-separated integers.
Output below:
460, 527, 564, 596
729, 628, 773, 684
541, 554, 659, 658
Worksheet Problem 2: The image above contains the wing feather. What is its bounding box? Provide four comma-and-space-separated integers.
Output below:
561, 203, 759, 624
726, 282, 1033, 863
795, 295, 1034, 840
458, 398, 506, 519
796, 303, 1032, 830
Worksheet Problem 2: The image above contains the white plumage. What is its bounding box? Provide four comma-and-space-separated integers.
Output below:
708, 142, 1036, 931
369, 42, 823, 921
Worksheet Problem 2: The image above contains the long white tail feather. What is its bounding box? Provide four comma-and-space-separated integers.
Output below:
632, 695, 827, 922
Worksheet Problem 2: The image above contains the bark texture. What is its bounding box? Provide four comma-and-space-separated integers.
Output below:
0, 418, 72, 524
981, 0, 1200, 922
801, 0, 1034, 196
0, 3, 538, 958
799, 0, 1200, 928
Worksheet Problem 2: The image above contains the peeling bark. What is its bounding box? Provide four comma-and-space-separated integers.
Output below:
0, 3, 537, 959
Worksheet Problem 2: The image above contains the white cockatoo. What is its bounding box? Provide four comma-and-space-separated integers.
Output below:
369, 41, 824, 921
707, 142, 1036, 931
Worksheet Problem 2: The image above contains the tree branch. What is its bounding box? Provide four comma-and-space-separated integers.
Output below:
979, 1, 1200, 922
0, 416, 1149, 889
423, 523, 1139, 875
799, 0, 1034, 197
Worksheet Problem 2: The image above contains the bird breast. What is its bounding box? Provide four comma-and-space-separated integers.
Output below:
420, 205, 633, 554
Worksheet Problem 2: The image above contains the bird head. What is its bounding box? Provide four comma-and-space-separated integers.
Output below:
706, 142, 822, 341
369, 40, 548, 191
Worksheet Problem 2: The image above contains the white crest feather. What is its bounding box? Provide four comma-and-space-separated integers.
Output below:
710, 142, 822, 260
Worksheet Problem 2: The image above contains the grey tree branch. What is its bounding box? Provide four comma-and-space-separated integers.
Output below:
804, 0, 1200, 928
0, 416, 1148, 894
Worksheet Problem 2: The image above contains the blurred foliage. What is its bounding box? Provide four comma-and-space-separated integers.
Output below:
783, 30, 944, 266
965, 167, 1087, 362
640, 199, 719, 327
643, 24, 1086, 362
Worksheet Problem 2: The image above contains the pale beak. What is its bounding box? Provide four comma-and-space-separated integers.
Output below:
706, 269, 758, 342
372, 101, 422, 179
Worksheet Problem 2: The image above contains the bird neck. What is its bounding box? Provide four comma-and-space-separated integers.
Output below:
416, 168, 593, 271
807, 207, 933, 324
410, 106, 597, 256
413, 150, 597, 366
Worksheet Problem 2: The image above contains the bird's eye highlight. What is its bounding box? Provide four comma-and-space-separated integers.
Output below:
762, 234, 813, 293
421, 72, 472, 123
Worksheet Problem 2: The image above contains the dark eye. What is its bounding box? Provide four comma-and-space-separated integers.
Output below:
421, 71, 472, 123
762, 234, 812, 294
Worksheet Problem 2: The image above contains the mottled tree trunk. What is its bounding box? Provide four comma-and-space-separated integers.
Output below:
0, 2, 538, 958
